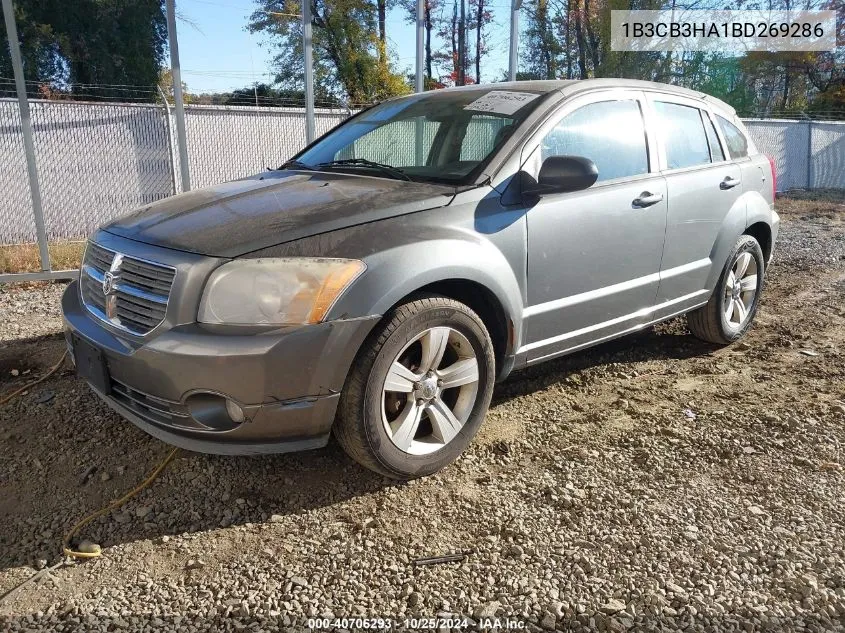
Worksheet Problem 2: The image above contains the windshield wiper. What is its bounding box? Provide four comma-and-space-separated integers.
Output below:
278, 159, 316, 171
316, 158, 411, 181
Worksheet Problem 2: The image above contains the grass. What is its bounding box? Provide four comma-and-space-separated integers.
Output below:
779, 188, 845, 203
777, 189, 845, 216
0, 241, 85, 274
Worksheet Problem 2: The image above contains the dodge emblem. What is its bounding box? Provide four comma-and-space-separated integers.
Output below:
102, 271, 117, 295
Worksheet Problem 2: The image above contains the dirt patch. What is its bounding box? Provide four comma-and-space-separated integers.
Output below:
0, 198, 843, 631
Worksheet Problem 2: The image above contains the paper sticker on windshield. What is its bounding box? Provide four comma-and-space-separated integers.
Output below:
464, 91, 540, 115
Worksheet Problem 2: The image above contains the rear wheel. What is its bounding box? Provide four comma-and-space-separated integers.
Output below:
688, 234, 765, 345
334, 294, 495, 479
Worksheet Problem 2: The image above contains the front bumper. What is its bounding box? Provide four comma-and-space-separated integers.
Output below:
62, 281, 379, 455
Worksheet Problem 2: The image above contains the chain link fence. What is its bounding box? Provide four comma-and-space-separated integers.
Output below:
1, 99, 843, 274
743, 119, 811, 191
0, 100, 177, 245
809, 122, 845, 190
0, 98, 349, 247
177, 104, 349, 191
743, 118, 845, 191
0, 98, 33, 244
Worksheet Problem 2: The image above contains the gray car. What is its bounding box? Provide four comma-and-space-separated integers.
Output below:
62, 79, 779, 479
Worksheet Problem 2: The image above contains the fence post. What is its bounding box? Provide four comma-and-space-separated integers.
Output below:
166, 0, 191, 192
157, 87, 178, 196
303, 0, 316, 144
806, 120, 813, 190
509, 0, 522, 82
2, 0, 50, 271
415, 0, 424, 93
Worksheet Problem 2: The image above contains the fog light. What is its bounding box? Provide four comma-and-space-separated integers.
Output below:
225, 398, 245, 423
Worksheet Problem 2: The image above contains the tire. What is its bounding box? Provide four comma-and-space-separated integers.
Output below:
334, 293, 496, 479
687, 234, 765, 345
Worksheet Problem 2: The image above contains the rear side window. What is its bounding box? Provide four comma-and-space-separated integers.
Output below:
704, 116, 726, 162
654, 101, 711, 169
716, 115, 749, 159
541, 100, 649, 183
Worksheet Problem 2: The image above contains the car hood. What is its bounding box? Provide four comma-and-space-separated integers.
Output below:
103, 171, 456, 258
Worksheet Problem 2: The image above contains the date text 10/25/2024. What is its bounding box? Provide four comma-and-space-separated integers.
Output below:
306, 617, 528, 630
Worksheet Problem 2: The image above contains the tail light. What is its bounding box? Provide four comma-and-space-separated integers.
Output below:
766, 155, 777, 200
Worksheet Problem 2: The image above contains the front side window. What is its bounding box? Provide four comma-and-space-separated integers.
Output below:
540, 100, 649, 183
295, 88, 545, 184
716, 115, 749, 159
654, 101, 711, 170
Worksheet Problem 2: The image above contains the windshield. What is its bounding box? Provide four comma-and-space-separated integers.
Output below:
292, 88, 547, 184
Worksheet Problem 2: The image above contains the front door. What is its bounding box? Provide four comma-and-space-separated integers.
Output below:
521, 92, 667, 362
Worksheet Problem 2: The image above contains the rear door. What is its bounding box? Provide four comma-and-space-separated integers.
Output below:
716, 113, 769, 200
646, 94, 744, 313
520, 90, 667, 361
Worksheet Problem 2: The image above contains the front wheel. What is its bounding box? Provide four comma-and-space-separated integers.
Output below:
334, 294, 496, 479
687, 234, 765, 345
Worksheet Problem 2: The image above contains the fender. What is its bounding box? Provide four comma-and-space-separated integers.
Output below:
252, 190, 528, 380
704, 192, 749, 291
265, 214, 527, 361
745, 190, 778, 261
705, 189, 775, 290
330, 231, 525, 359
746, 189, 773, 227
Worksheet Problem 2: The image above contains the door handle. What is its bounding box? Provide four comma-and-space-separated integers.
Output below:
632, 192, 664, 208
720, 176, 740, 190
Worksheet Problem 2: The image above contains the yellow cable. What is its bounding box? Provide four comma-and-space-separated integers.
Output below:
0, 350, 68, 406
2, 348, 183, 560
62, 446, 181, 559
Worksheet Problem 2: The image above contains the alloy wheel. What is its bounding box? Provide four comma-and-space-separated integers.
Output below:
381, 327, 480, 455
724, 251, 759, 328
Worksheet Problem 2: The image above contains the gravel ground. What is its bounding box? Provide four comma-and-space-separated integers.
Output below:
1, 196, 844, 632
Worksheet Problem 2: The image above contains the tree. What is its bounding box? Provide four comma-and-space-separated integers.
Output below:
470, 0, 493, 82
522, 0, 561, 79
0, 0, 166, 101
158, 68, 192, 103
738, 52, 813, 115
515, 0, 844, 119
376, 0, 391, 65
400, 0, 442, 84
223, 82, 343, 106
250, 0, 410, 104
432, 0, 476, 85
431, 1, 455, 84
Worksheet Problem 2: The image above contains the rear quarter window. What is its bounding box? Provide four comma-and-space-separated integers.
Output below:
716, 115, 749, 160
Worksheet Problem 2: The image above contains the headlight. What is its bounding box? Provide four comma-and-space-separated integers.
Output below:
198, 258, 366, 325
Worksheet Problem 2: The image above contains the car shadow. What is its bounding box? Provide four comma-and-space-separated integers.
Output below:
492, 320, 719, 407
0, 335, 399, 571
0, 320, 716, 572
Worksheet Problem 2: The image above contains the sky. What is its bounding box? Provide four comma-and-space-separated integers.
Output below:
176, 0, 514, 94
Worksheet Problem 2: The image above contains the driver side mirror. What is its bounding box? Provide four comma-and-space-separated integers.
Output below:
524, 155, 598, 196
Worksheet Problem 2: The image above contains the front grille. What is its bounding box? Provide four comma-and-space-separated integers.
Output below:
80, 242, 176, 335
109, 378, 190, 426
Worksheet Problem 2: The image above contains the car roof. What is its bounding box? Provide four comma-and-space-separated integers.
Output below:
410, 78, 736, 116
430, 80, 577, 94
557, 78, 736, 115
